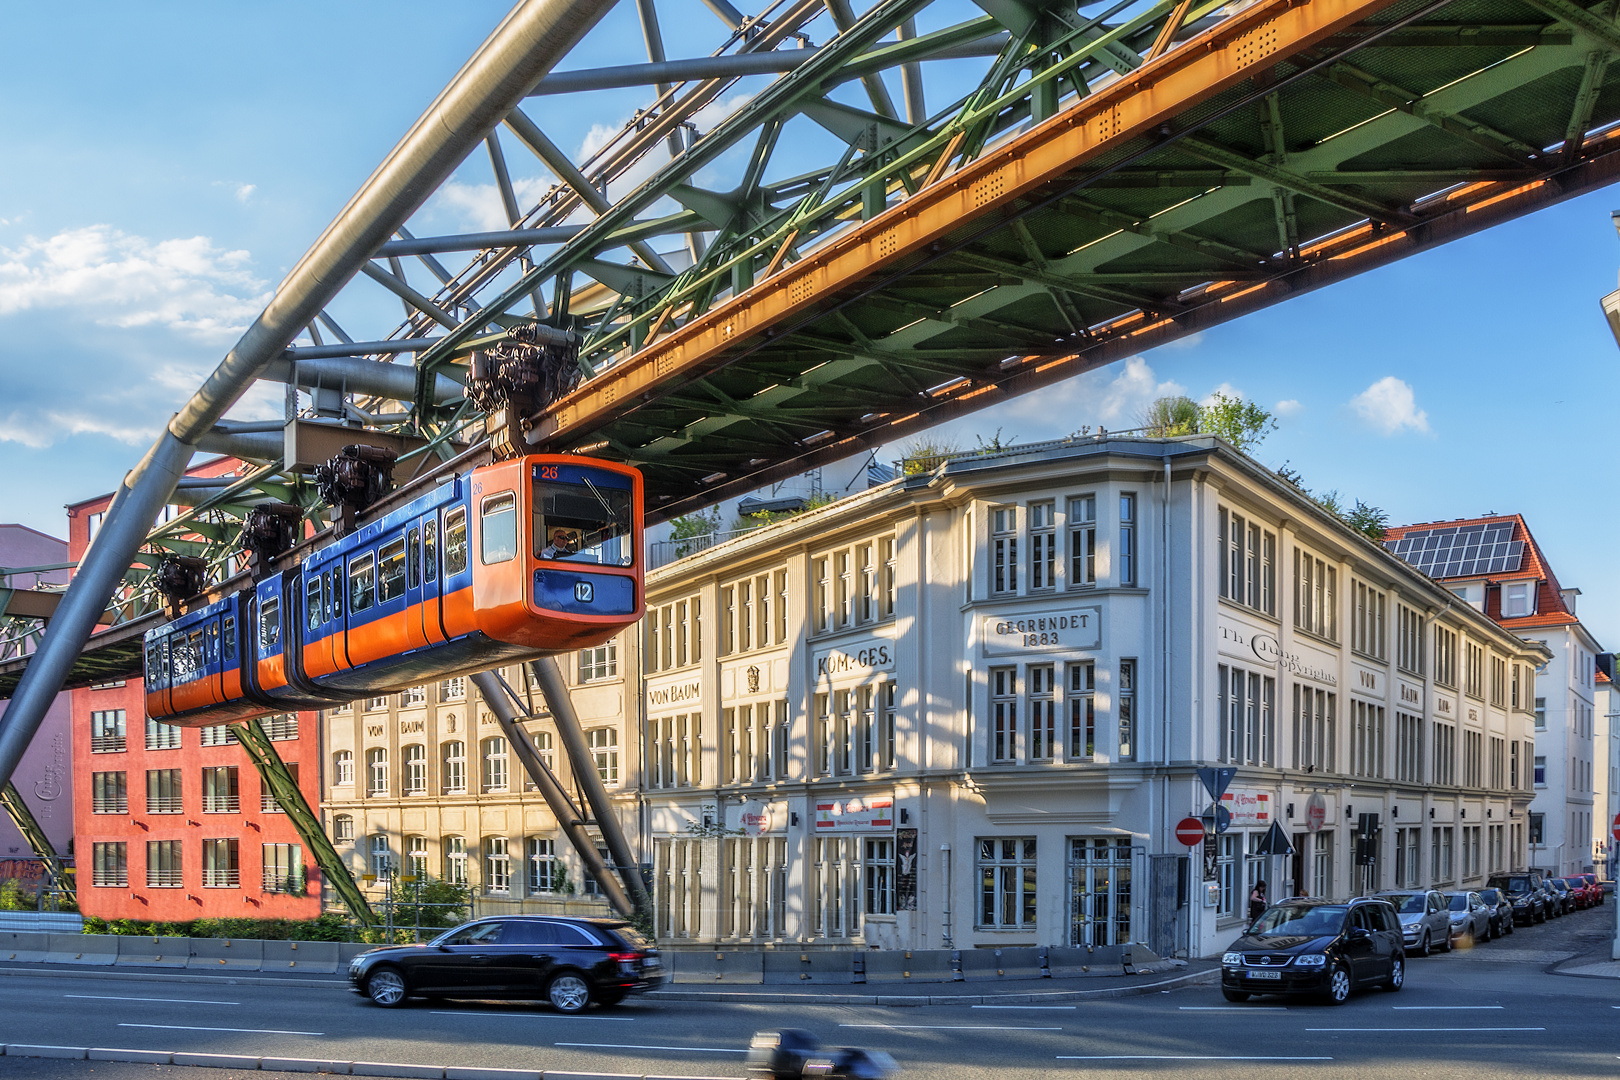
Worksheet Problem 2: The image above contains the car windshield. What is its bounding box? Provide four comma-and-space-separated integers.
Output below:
1501, 876, 1531, 892
1250, 905, 1347, 937
430, 921, 503, 947
605, 922, 653, 949
1390, 894, 1426, 914
1478, 890, 1500, 903
1447, 895, 1470, 911
534, 466, 634, 566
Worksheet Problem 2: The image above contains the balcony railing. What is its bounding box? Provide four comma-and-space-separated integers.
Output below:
90, 735, 125, 753
147, 797, 183, 814
261, 794, 284, 813
263, 872, 306, 895
147, 869, 182, 888
202, 869, 239, 888
202, 795, 239, 813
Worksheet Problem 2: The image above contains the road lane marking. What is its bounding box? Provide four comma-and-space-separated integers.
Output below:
1059, 1055, 1332, 1061
66, 994, 241, 1006
841, 1024, 1062, 1031
555, 1042, 746, 1053
429, 1010, 632, 1020
1305, 1027, 1544, 1032
119, 1023, 323, 1036
1179, 1006, 1288, 1011
972, 1005, 1077, 1010
1392, 1005, 1504, 1010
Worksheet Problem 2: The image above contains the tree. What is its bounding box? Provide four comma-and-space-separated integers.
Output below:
1198, 392, 1278, 453
897, 436, 960, 475
1275, 463, 1389, 541
667, 507, 721, 558
1138, 395, 1200, 437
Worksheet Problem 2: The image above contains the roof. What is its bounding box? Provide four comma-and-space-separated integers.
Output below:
1383, 514, 1579, 631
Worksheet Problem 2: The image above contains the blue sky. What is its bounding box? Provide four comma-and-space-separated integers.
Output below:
2, 2, 1617, 646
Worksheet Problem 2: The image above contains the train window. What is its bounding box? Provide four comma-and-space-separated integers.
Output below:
445, 508, 468, 575
325, 570, 338, 620
179, 630, 204, 679
481, 493, 518, 564
534, 467, 634, 566
146, 639, 166, 685
379, 539, 408, 602
408, 527, 421, 589
205, 622, 220, 664
350, 554, 376, 612
222, 617, 236, 661
424, 520, 438, 581
306, 577, 323, 631
260, 598, 281, 650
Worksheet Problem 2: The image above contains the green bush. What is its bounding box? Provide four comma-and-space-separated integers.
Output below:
0, 879, 31, 911
82, 912, 362, 941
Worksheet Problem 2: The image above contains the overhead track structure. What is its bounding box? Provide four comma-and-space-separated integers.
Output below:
9, 0, 1620, 783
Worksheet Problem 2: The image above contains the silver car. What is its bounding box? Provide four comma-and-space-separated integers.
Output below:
1443, 891, 1493, 947
1377, 890, 1452, 956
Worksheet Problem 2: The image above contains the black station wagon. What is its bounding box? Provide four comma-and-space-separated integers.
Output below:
1222, 896, 1405, 1004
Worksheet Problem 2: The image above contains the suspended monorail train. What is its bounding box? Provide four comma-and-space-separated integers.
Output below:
144, 455, 643, 727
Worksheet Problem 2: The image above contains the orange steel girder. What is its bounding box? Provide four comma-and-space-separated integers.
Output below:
531, 0, 1407, 448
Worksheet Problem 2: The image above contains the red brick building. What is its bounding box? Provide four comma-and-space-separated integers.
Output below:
68, 459, 323, 922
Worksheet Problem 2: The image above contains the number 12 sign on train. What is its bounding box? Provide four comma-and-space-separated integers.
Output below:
143, 455, 644, 727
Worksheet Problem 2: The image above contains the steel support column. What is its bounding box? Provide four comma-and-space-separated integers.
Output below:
0, 0, 621, 794
470, 670, 635, 918
527, 657, 651, 915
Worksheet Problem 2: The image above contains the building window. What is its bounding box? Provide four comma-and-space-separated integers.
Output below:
1464, 642, 1484, 699
1463, 730, 1483, 788
1394, 828, 1419, 888
1502, 582, 1532, 617
1219, 509, 1275, 615
91, 771, 127, 814
1028, 664, 1056, 762
264, 844, 303, 894
1292, 547, 1336, 640
1395, 712, 1424, 783
1397, 605, 1424, 675
1218, 665, 1275, 766
92, 842, 127, 887
991, 507, 1018, 595
333, 750, 354, 787
402, 836, 427, 879
528, 837, 558, 894
588, 727, 619, 784
990, 667, 1018, 764
484, 836, 511, 895
263, 713, 299, 740
835, 550, 853, 628
146, 840, 182, 888
1069, 495, 1096, 587
91, 710, 126, 753
1293, 687, 1336, 773
1432, 723, 1455, 786
1432, 827, 1454, 883
200, 724, 237, 747
145, 716, 181, 751
860, 683, 895, 772
1313, 832, 1334, 896
1490, 656, 1506, 707
439, 677, 465, 702
1528, 812, 1544, 846
1069, 662, 1096, 760
1463, 825, 1481, 880
813, 557, 830, 633
1534, 697, 1546, 730
399, 685, 427, 708
1217, 833, 1240, 916
370, 834, 393, 877
809, 837, 860, 939
1351, 580, 1386, 660
1534, 755, 1546, 787
579, 642, 617, 681
1349, 701, 1385, 779
864, 838, 895, 915
145, 769, 182, 814
1118, 659, 1136, 761
1067, 838, 1133, 946
366, 748, 389, 796
333, 814, 354, 842
878, 540, 896, 619
1434, 626, 1457, 688
403, 744, 427, 795
1119, 494, 1136, 586
1028, 502, 1056, 590
442, 741, 466, 794
443, 835, 467, 884
365, 696, 388, 712
202, 838, 239, 888
481, 737, 509, 793
201, 766, 238, 813
977, 837, 1037, 928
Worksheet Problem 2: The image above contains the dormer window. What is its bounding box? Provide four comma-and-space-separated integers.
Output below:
1502, 581, 1533, 618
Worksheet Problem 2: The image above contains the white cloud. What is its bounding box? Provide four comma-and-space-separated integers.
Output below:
0, 408, 157, 449
1201, 381, 1243, 406
1274, 398, 1303, 416
1350, 376, 1430, 435
0, 225, 267, 342
432, 175, 558, 233
234, 183, 256, 203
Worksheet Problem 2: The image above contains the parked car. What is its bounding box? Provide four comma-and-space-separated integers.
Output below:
1545, 877, 1574, 916
1221, 896, 1405, 1004
1475, 887, 1515, 938
1561, 876, 1597, 909
1377, 890, 1453, 956
1443, 891, 1493, 946
1579, 873, 1606, 904
347, 915, 664, 1012
1486, 872, 1546, 924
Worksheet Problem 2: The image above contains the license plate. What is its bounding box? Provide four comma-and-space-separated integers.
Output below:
643, 957, 662, 968
1246, 970, 1282, 980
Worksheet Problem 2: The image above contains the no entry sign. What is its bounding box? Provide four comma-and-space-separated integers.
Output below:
1611, 812, 1620, 845
1176, 817, 1206, 847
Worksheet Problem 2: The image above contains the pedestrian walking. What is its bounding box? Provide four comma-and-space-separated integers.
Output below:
1248, 880, 1268, 921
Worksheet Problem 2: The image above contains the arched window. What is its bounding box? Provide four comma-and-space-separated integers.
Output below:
485, 836, 511, 894
443, 835, 467, 884
481, 737, 508, 793
366, 748, 389, 795
442, 741, 466, 794
403, 744, 427, 794
332, 750, 354, 787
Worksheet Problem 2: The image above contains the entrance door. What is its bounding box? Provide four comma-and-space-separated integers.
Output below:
1068, 838, 1132, 947
1292, 833, 1308, 897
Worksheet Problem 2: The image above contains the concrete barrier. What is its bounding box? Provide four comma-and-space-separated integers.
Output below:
667, 949, 764, 983
762, 949, 856, 984
264, 939, 341, 973
863, 948, 954, 983
186, 937, 265, 970
114, 936, 189, 968
45, 933, 116, 965
0, 931, 49, 963
337, 942, 374, 965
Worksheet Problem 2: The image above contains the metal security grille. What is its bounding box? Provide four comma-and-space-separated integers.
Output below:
1068, 838, 1133, 947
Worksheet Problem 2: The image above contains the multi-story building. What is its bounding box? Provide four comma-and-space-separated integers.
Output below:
318, 652, 633, 916
1385, 515, 1605, 877
67, 463, 322, 922
1594, 656, 1617, 880
640, 436, 1545, 958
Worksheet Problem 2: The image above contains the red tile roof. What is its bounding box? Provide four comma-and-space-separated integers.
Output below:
1383, 513, 1578, 630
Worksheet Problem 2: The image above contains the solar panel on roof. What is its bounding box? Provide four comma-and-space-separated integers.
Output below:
1384, 522, 1523, 579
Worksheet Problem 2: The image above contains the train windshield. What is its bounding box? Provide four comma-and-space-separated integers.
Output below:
533, 465, 634, 567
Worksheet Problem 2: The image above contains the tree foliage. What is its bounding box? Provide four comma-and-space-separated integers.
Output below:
1138, 392, 1277, 452
897, 436, 961, 475
1138, 395, 1201, 437
1275, 463, 1389, 541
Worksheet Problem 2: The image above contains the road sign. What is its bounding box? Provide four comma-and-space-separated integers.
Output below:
1200, 804, 1234, 834
1176, 818, 1205, 846
1612, 812, 1620, 845
1256, 820, 1294, 856
1197, 767, 1237, 801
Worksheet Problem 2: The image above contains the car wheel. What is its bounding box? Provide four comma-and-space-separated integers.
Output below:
1324, 965, 1352, 1006
1441, 929, 1453, 953
1221, 988, 1251, 1003
547, 971, 592, 1014
1384, 956, 1404, 992
365, 966, 409, 1008
1418, 930, 1431, 957
1505, 917, 1514, 935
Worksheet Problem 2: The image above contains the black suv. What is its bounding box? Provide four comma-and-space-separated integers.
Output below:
1222, 897, 1405, 1005
348, 915, 664, 1012
1485, 872, 1546, 924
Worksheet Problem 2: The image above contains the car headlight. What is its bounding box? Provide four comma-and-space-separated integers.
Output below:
1222, 952, 1243, 966
1294, 954, 1328, 967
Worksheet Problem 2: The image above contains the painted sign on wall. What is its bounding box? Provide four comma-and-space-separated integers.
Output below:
815, 795, 894, 832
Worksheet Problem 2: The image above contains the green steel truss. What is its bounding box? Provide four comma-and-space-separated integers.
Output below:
0, 782, 74, 906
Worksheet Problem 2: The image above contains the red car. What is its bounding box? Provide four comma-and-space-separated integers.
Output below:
1561, 876, 1597, 908
1579, 874, 1606, 905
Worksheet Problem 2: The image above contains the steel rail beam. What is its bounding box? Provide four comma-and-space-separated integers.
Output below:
0, 0, 621, 794
527, 0, 1405, 450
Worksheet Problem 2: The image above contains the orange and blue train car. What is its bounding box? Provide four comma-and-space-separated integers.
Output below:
143, 455, 643, 727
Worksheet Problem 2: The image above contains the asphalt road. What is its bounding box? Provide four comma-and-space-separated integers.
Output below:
1, 905, 1615, 1079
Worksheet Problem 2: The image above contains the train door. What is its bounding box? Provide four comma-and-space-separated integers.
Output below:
202, 617, 224, 706
440, 503, 476, 638
144, 634, 172, 718
403, 520, 431, 652
221, 607, 243, 701
421, 514, 446, 645
255, 576, 288, 692
302, 568, 335, 679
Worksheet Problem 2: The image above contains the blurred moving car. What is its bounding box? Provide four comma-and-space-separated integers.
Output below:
348, 915, 663, 1012
1475, 888, 1515, 938
1443, 891, 1493, 946
1486, 872, 1547, 924
1220, 897, 1405, 1005
1376, 890, 1453, 956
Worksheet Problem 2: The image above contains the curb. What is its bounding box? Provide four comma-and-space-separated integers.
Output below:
0, 963, 348, 990
645, 966, 1219, 1005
